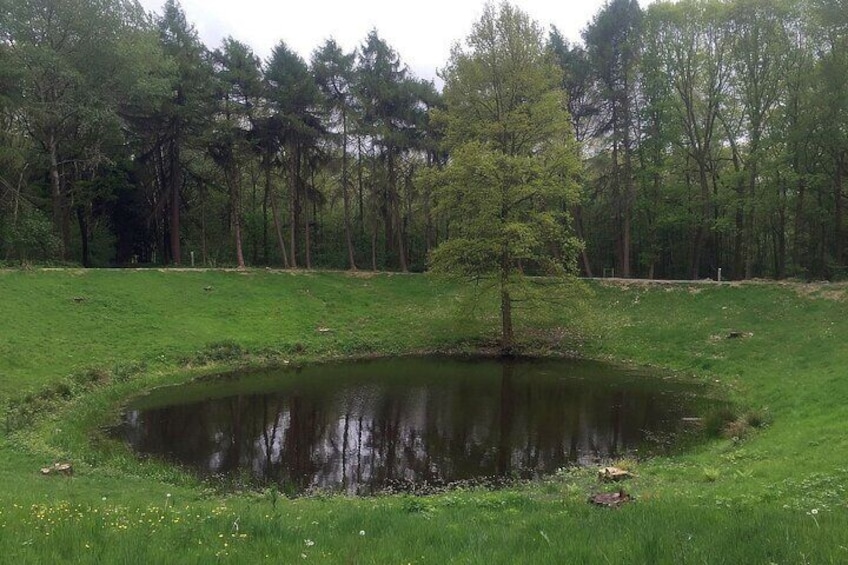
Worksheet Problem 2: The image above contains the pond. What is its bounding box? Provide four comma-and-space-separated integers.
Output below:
113, 357, 724, 495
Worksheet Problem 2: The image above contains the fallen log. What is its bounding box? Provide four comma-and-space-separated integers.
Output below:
598, 466, 632, 482
41, 462, 73, 476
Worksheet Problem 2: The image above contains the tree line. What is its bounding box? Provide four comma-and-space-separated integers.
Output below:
570, 0, 848, 280
1, 0, 846, 280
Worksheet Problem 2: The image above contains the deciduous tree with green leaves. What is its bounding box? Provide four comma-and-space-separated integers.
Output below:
430, 2, 582, 354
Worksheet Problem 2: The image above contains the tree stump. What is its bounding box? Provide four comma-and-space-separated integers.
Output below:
590, 489, 631, 508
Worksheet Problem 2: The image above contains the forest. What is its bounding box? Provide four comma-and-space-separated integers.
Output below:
1, 0, 846, 280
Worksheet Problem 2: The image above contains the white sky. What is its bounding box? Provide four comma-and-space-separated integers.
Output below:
137, 0, 650, 84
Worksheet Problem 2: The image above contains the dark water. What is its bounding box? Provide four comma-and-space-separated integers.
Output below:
113, 357, 722, 495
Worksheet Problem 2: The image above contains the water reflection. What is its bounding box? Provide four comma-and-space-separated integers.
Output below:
115, 358, 718, 494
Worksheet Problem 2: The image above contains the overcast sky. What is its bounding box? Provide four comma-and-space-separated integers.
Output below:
137, 0, 650, 84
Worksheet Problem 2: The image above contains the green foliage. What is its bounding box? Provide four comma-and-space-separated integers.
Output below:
266, 41, 320, 128
2, 0, 848, 280
0, 0, 162, 264
1, 208, 59, 263
431, 2, 582, 351
430, 143, 581, 279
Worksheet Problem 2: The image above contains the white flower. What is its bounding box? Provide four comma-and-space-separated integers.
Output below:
304, 539, 315, 547
811, 508, 819, 515
359, 530, 366, 536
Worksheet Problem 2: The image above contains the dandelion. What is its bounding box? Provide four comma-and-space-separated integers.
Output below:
304, 539, 315, 547
359, 530, 366, 536
807, 508, 820, 528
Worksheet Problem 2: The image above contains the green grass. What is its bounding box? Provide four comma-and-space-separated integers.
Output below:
2, 270, 848, 563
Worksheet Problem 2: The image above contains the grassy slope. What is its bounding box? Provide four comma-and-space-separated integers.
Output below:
0, 269, 477, 395
1, 270, 847, 564
590, 282, 848, 494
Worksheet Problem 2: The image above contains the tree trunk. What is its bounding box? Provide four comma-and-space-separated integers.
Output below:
792, 173, 806, 275
262, 167, 269, 264
727, 139, 744, 280
381, 160, 394, 267
232, 174, 246, 269
200, 183, 208, 265
371, 222, 378, 272
76, 206, 89, 268
48, 132, 68, 261
357, 137, 365, 236
265, 152, 289, 268
304, 208, 312, 270
169, 139, 182, 265
690, 160, 711, 280
776, 179, 787, 279
622, 210, 632, 278
341, 107, 357, 270
610, 133, 623, 276
734, 198, 745, 279
817, 186, 826, 276
269, 193, 290, 268
691, 225, 704, 280
500, 284, 514, 356
500, 237, 514, 355
304, 157, 313, 270
394, 199, 408, 273
288, 146, 299, 268
233, 216, 245, 268
11, 165, 27, 226
744, 150, 759, 279
835, 152, 845, 266
621, 113, 634, 278
424, 159, 436, 254
303, 167, 318, 269
251, 172, 259, 265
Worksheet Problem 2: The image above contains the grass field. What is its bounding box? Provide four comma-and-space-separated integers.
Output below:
1, 269, 847, 563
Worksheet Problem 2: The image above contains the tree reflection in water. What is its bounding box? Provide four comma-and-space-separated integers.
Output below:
116, 358, 719, 494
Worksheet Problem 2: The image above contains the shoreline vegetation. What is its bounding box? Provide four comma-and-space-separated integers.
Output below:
2, 269, 847, 563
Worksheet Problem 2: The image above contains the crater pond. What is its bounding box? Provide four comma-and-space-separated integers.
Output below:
113, 357, 725, 495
